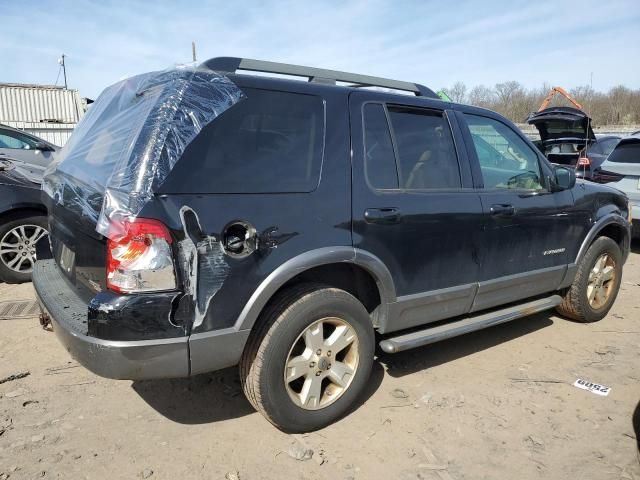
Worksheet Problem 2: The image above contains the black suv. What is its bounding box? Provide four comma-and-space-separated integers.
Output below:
34, 58, 631, 432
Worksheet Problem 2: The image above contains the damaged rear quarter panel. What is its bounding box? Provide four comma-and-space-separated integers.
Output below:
142, 84, 352, 335
147, 190, 351, 333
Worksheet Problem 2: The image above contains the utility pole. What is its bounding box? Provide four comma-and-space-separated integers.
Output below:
192, 41, 197, 62
589, 72, 593, 114
58, 54, 68, 89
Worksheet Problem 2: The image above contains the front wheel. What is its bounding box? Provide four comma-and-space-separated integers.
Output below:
556, 236, 622, 322
240, 284, 375, 432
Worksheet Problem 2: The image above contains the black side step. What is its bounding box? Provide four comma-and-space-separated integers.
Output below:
379, 295, 562, 354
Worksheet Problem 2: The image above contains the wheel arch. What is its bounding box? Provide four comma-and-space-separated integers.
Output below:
576, 213, 630, 265
234, 247, 396, 332
0, 204, 48, 224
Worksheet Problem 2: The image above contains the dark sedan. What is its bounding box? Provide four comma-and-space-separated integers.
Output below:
0, 125, 54, 282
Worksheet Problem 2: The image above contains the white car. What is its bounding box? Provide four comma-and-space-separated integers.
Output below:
594, 136, 640, 237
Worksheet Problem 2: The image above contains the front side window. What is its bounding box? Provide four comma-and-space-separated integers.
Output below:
387, 107, 461, 189
0, 130, 37, 150
464, 114, 544, 190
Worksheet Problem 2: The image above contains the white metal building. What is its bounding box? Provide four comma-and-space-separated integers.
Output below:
0, 83, 86, 146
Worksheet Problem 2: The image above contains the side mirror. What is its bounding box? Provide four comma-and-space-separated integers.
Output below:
35, 141, 54, 152
553, 166, 576, 191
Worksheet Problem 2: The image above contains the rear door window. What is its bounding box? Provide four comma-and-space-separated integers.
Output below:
161, 88, 324, 193
386, 106, 461, 189
363, 103, 398, 189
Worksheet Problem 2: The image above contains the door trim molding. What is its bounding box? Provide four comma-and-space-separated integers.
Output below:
383, 283, 477, 334
471, 265, 567, 312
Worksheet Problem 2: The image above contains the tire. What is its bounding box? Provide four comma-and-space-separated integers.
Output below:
0, 214, 48, 284
239, 283, 375, 432
556, 236, 622, 322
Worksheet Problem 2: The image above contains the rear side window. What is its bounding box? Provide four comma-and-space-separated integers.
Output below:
386, 107, 461, 189
599, 138, 619, 156
162, 88, 324, 193
363, 104, 398, 189
586, 142, 603, 155
608, 140, 640, 163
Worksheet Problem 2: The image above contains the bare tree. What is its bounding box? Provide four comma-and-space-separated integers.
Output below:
493, 81, 525, 120
444, 80, 640, 126
467, 85, 494, 109
444, 81, 467, 103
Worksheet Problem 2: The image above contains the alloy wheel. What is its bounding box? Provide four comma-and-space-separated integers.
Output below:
587, 253, 616, 309
0, 225, 48, 273
284, 317, 359, 410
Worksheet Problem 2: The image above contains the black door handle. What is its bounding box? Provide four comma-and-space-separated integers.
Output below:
364, 207, 401, 224
490, 204, 515, 216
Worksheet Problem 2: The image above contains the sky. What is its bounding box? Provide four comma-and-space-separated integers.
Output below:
1, 0, 639, 99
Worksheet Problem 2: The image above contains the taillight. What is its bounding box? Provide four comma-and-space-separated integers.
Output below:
577, 156, 591, 167
592, 169, 625, 184
106, 218, 176, 293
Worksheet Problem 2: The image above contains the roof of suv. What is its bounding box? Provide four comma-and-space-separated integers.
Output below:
201, 56, 440, 100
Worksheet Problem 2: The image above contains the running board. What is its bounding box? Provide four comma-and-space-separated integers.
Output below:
379, 295, 562, 354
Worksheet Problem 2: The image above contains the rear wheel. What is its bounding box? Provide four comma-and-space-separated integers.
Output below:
556, 236, 622, 322
0, 214, 48, 284
240, 284, 375, 432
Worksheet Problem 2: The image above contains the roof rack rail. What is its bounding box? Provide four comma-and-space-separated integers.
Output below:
201, 57, 438, 99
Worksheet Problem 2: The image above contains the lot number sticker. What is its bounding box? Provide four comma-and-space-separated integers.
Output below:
573, 378, 611, 396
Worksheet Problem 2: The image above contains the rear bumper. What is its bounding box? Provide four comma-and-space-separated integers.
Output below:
33, 259, 189, 380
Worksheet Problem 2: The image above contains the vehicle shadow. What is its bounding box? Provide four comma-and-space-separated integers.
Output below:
630, 238, 640, 255
131, 367, 254, 424
132, 314, 549, 425
131, 358, 385, 425
379, 311, 555, 378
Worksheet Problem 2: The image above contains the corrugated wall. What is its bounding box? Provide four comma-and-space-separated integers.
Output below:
0, 84, 83, 123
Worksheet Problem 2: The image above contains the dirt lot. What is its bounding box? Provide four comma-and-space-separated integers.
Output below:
1, 246, 639, 480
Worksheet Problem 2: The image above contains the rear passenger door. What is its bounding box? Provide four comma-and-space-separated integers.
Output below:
456, 111, 576, 312
349, 92, 484, 333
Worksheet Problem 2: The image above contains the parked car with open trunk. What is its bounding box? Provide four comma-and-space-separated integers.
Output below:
526, 107, 620, 180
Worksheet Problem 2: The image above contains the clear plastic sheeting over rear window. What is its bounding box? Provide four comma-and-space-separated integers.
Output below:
42, 67, 244, 239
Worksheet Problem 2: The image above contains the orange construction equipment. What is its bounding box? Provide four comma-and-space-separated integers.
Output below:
537, 86, 583, 112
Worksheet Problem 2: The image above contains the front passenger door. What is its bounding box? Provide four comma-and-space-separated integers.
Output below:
458, 112, 576, 312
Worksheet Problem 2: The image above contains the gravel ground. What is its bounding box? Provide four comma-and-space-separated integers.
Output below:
1, 244, 639, 480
